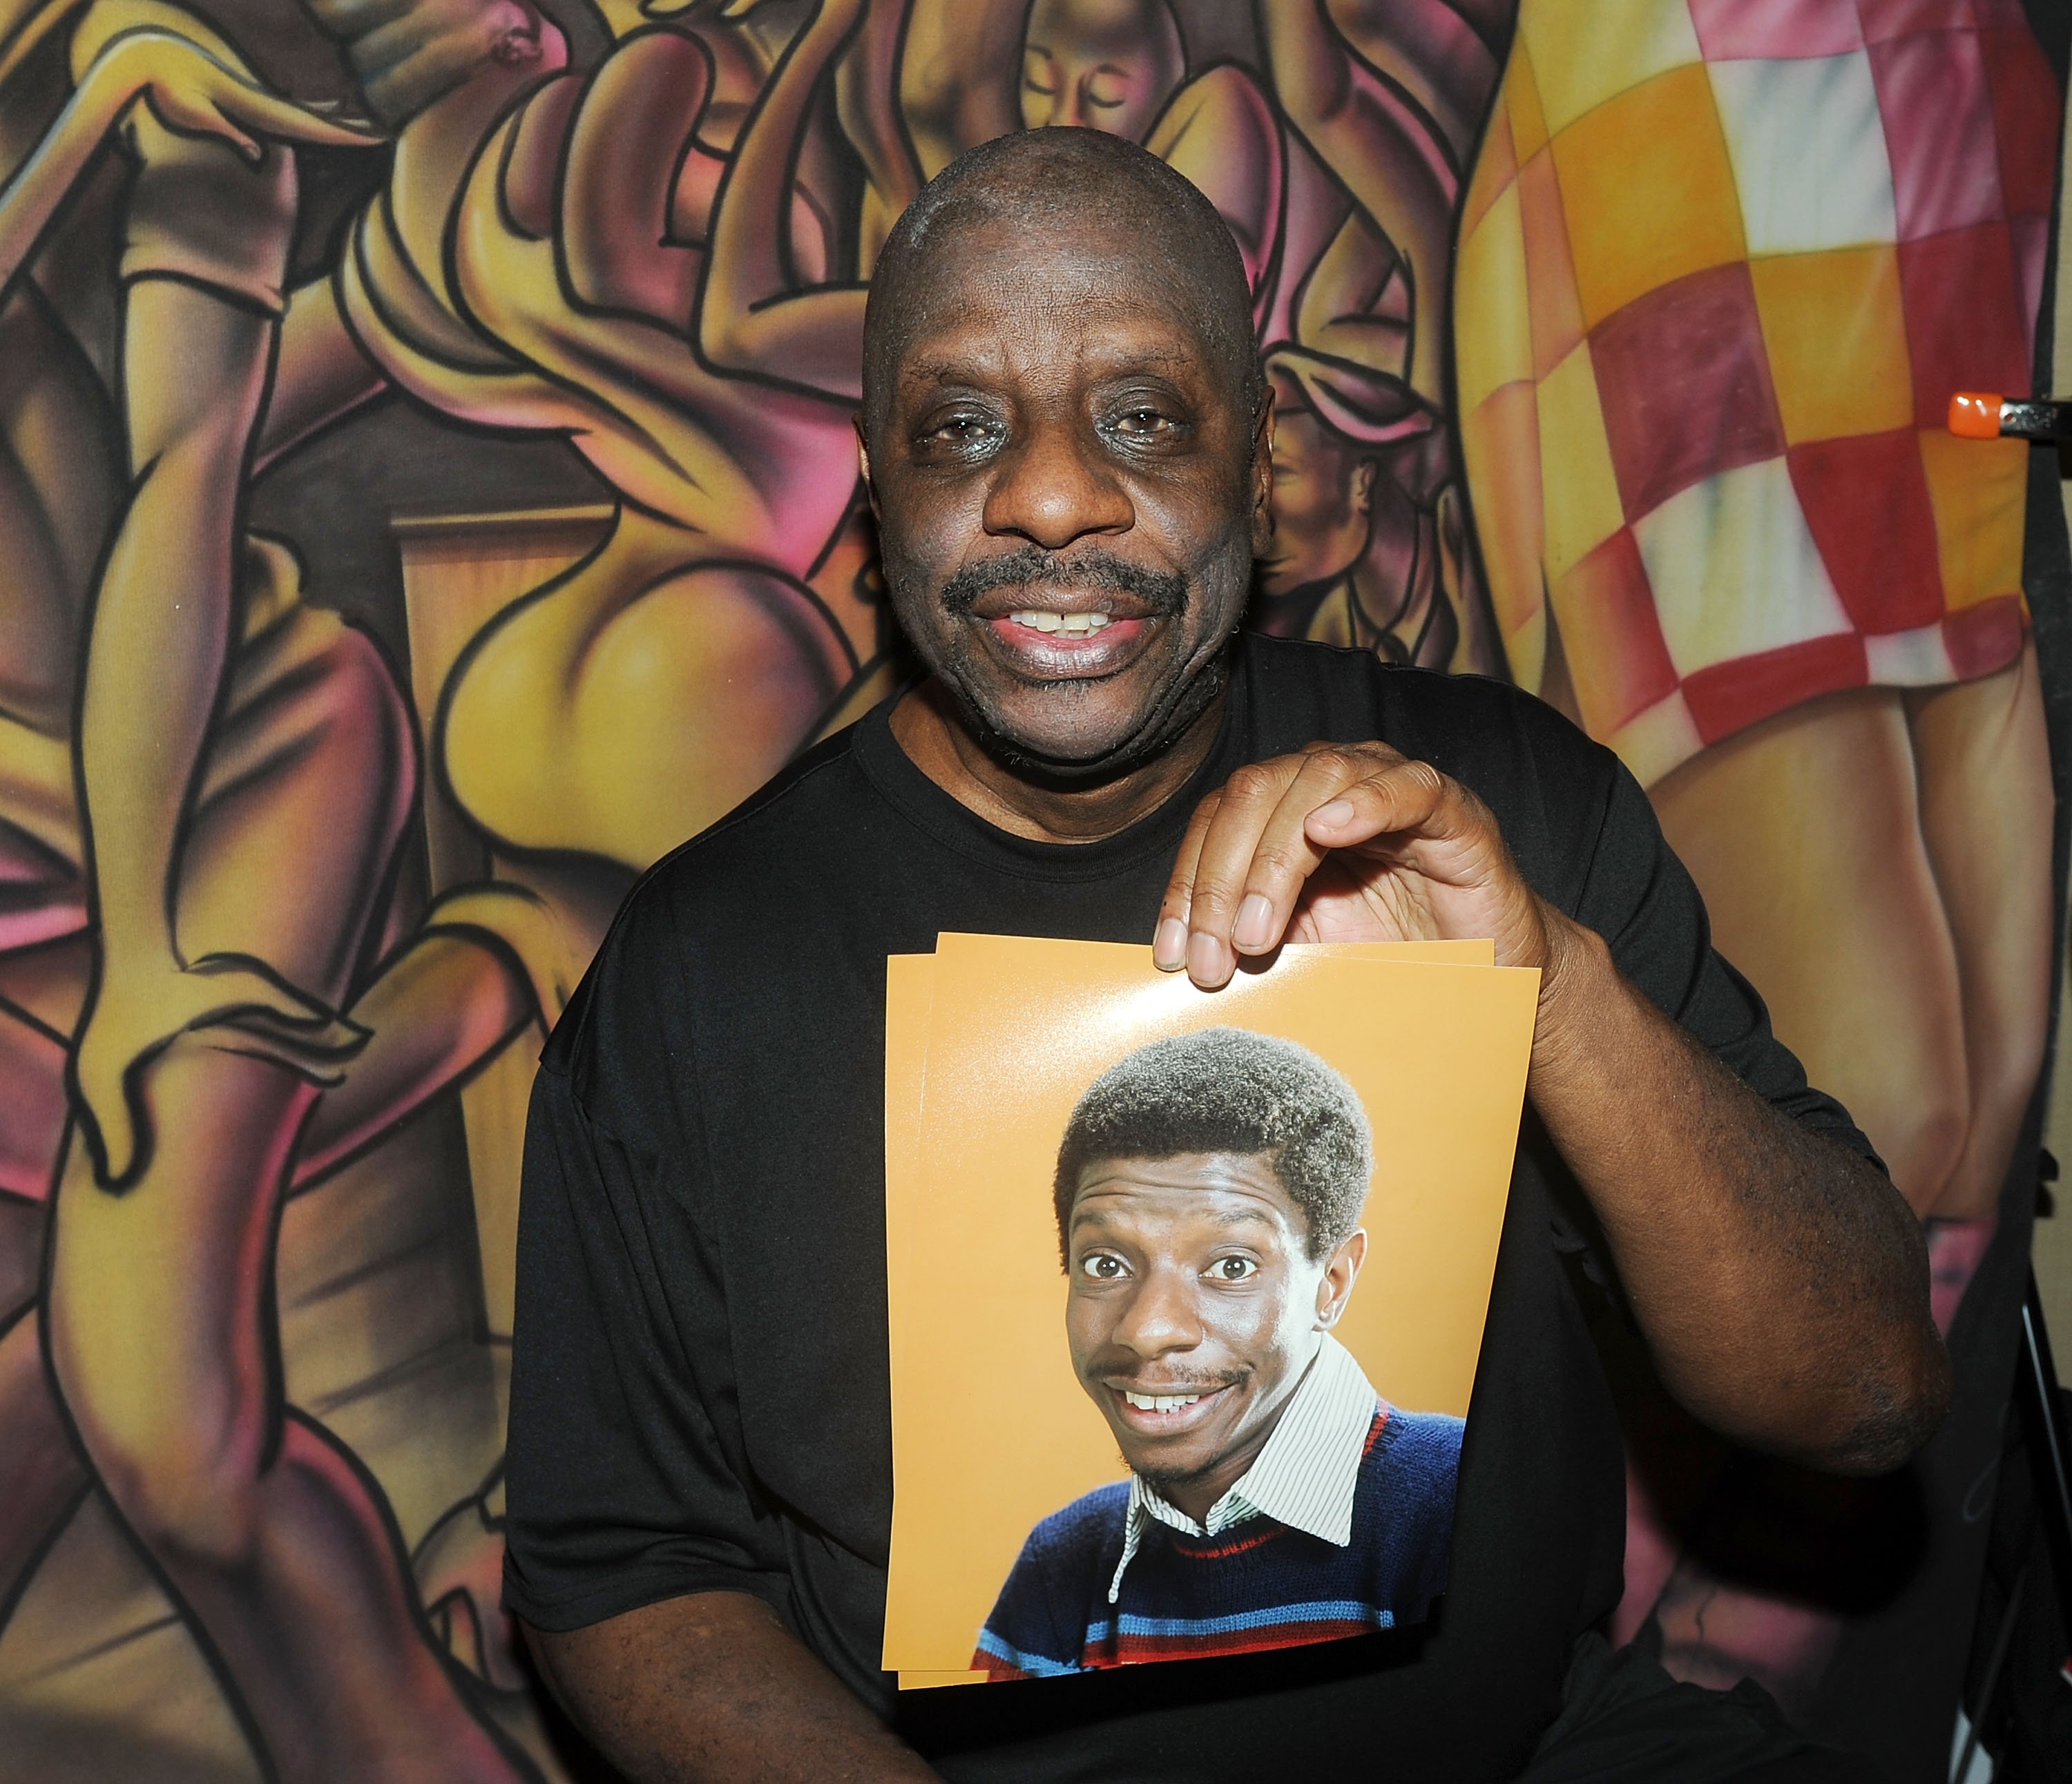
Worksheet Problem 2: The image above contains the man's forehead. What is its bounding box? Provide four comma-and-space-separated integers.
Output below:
1073, 1151, 1300, 1220
898, 213, 1207, 336
897, 323, 1203, 391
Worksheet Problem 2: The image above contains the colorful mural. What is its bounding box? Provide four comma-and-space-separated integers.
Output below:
0, 0, 2057, 1776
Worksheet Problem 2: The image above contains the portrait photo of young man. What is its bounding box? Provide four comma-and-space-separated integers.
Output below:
976, 1027, 1463, 1680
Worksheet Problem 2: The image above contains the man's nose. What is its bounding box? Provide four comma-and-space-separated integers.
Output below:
983, 416, 1133, 550
1113, 1269, 1202, 1359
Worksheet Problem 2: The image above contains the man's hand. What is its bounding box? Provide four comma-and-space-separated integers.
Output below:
1153, 738, 1950, 1475
1154, 740, 1563, 988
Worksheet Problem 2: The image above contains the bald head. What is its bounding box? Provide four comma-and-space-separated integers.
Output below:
862, 129, 1262, 445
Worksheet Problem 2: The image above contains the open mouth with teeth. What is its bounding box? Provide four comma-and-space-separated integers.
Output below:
1104, 1380, 1234, 1436
1006, 609, 1113, 636
968, 594, 1159, 677
1123, 1389, 1199, 1411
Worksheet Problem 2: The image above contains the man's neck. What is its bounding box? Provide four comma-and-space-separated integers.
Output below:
888, 678, 1227, 845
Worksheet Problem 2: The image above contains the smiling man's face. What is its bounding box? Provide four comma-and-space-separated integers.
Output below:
1064, 1151, 1365, 1519
861, 216, 1272, 779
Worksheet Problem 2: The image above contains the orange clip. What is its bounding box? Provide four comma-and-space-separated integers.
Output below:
1948, 392, 2004, 439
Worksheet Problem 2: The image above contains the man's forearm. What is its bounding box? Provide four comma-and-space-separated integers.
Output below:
1528, 918, 1950, 1473
524, 1591, 941, 1784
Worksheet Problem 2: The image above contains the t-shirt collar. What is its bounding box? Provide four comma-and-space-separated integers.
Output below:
849, 642, 1255, 883
1106, 1334, 1381, 1604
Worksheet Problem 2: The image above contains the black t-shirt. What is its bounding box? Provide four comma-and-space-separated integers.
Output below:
503, 634, 1874, 1782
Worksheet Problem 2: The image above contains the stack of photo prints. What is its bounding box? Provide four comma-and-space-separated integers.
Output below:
884, 934, 1540, 1689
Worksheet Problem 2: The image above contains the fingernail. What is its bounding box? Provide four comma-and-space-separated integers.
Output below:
1187, 930, 1229, 987
1234, 894, 1274, 952
1153, 917, 1188, 970
1313, 798, 1355, 828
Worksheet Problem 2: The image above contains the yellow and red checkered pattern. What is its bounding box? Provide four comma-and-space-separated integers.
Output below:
1456, 0, 2055, 784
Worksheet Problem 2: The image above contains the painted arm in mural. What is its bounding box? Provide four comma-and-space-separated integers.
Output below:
1256, 0, 1457, 405
1321, 0, 1498, 166
1159, 742, 1952, 1476
898, 0, 1030, 180
696, 0, 873, 401
0, 26, 373, 291
526, 1593, 942, 1784
0, 19, 384, 1186
833, 0, 925, 273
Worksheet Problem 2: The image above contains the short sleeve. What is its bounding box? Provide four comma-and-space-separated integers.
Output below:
1574, 754, 1880, 1164
502, 916, 791, 1633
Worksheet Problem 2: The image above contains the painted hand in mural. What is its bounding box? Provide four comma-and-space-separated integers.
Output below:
74, 25, 379, 161
1155, 740, 1555, 991
0, 25, 375, 292
73, 952, 368, 1189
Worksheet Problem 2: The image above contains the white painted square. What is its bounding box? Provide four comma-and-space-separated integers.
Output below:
1633, 459, 1854, 676
1709, 52, 1898, 253
1864, 622, 1957, 684
1608, 689, 1705, 787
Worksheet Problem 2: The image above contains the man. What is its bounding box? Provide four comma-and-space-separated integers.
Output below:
505, 129, 1946, 1780
975, 1028, 1462, 1680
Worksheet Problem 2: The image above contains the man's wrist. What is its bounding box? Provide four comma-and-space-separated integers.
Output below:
1524, 907, 1611, 1085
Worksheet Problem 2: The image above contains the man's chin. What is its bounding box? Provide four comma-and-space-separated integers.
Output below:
1126, 1450, 1224, 1501
952, 653, 1231, 787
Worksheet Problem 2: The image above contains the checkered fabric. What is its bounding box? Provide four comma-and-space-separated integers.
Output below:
1455, 0, 2057, 785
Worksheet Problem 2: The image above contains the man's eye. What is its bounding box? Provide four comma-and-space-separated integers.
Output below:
919, 414, 1001, 453
1080, 1254, 1129, 1280
1208, 1257, 1258, 1283
1106, 407, 1176, 439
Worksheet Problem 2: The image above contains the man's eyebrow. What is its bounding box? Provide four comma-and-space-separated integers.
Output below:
1209, 1206, 1280, 1229
900, 356, 997, 386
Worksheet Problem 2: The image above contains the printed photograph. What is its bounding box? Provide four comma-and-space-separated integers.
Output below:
977, 1027, 1464, 1679
881, 935, 1539, 1682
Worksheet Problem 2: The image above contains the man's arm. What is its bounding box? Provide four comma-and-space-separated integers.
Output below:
524, 1595, 939, 1784
1509, 911, 1946, 1473
1157, 736, 1950, 1475
509, 961, 934, 1784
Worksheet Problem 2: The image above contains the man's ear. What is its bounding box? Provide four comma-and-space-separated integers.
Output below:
854, 413, 880, 519
1315, 1227, 1367, 1329
1250, 386, 1277, 548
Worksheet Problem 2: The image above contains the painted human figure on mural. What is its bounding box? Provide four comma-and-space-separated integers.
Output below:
1454, 0, 2058, 1722
0, 1, 541, 1777
1247, 0, 1504, 670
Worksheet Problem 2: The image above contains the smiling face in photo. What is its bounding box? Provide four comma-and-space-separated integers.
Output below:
1064, 1151, 1364, 1515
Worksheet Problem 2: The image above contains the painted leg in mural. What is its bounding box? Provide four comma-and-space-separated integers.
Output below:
1616, 643, 2055, 1710
0, 1214, 83, 1627
0, 938, 90, 1613
43, 608, 539, 1782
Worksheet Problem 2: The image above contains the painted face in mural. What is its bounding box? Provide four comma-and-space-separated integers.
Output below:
862, 142, 1269, 778
1020, 0, 1185, 141
1064, 1151, 1362, 1515
1257, 405, 1378, 602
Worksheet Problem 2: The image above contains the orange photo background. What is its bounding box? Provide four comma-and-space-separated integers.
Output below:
884, 935, 1539, 1681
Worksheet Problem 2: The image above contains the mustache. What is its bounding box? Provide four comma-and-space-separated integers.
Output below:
939, 546, 1189, 616
1096, 1370, 1243, 1395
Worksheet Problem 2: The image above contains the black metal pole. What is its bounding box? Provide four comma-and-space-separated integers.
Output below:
2016, 1269, 2072, 1643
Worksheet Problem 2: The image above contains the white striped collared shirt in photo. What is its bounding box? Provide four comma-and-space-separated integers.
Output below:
1106, 1334, 1380, 1604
